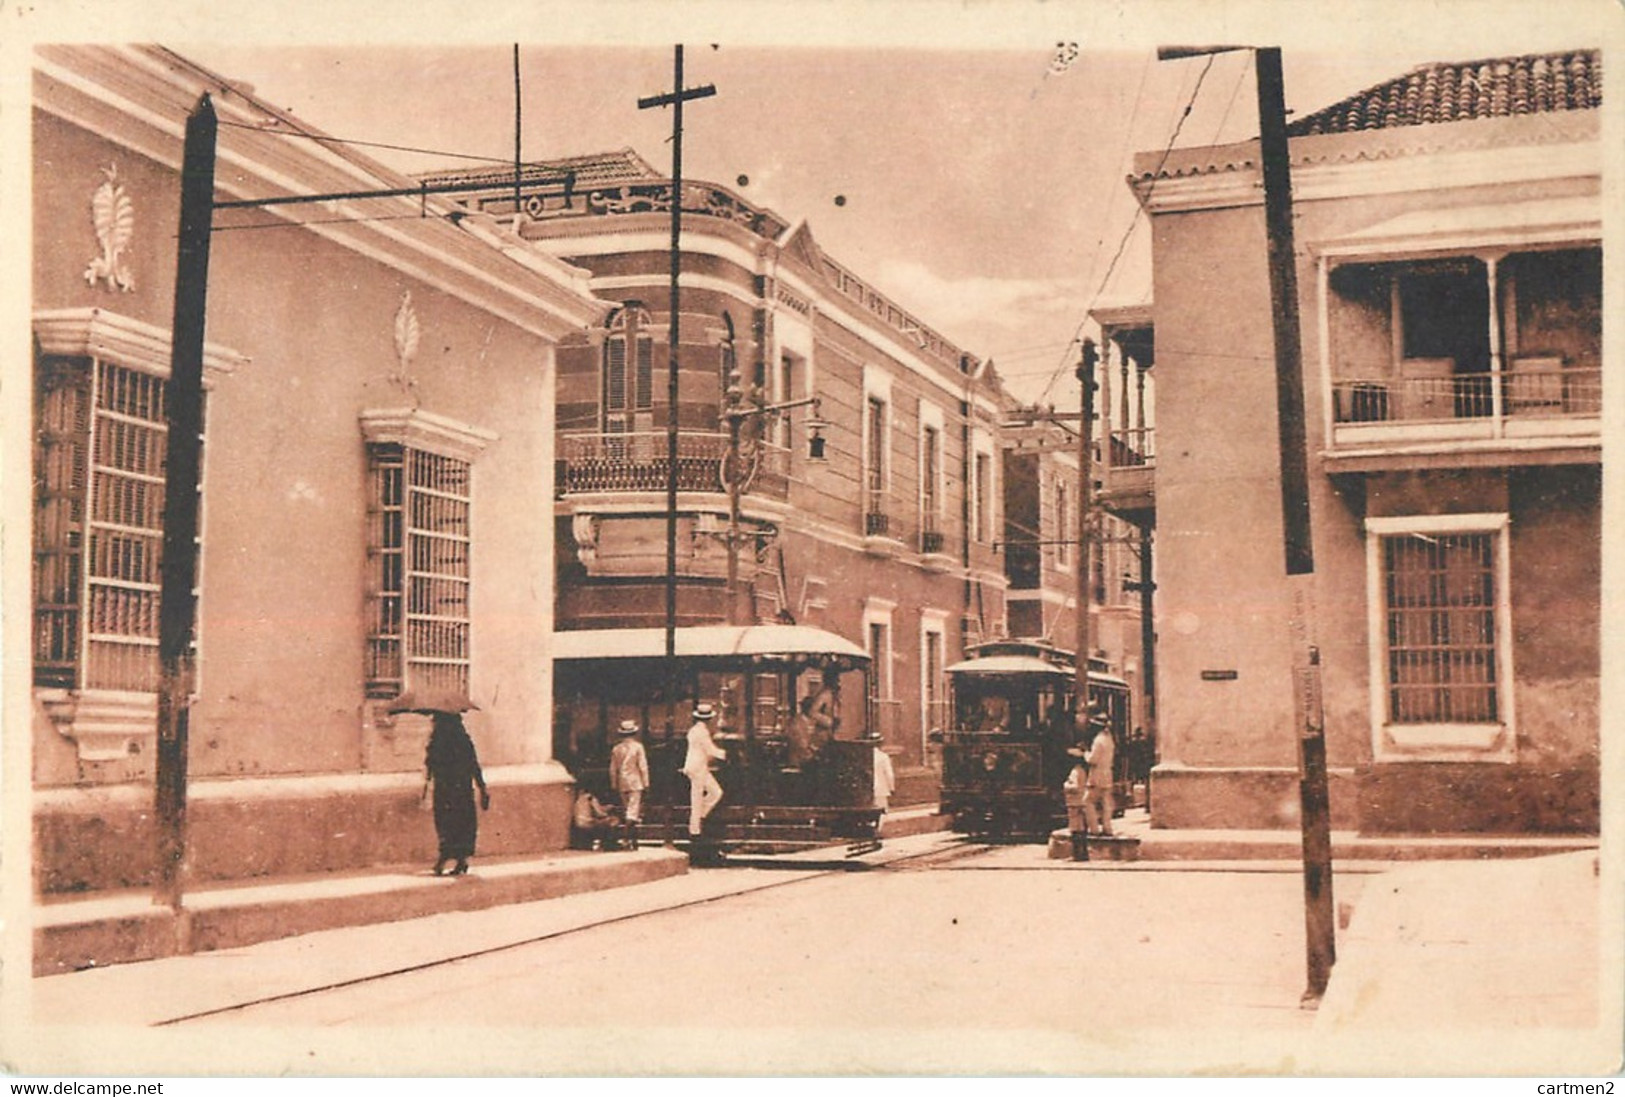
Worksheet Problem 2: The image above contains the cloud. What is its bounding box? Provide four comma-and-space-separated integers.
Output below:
868, 258, 1092, 345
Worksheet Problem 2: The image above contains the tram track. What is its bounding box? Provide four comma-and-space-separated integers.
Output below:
151, 834, 996, 1027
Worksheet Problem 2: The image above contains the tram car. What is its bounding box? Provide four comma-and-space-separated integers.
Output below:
553, 624, 883, 855
935, 639, 1131, 840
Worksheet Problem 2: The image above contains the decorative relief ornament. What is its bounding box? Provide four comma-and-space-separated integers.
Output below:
84, 164, 135, 293
393, 291, 421, 371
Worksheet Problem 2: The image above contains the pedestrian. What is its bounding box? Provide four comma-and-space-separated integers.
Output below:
572, 784, 621, 851
1082, 708, 1116, 837
1063, 745, 1089, 834
609, 718, 650, 850
681, 702, 727, 840
423, 711, 490, 876
871, 736, 896, 813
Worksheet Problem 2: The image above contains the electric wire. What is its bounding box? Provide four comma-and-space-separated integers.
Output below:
1035, 50, 1223, 408
216, 118, 520, 166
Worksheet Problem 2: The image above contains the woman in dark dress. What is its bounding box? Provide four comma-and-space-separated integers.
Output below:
423, 712, 490, 875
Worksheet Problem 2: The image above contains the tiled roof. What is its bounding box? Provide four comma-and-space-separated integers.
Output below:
1287, 50, 1601, 136
418, 148, 663, 189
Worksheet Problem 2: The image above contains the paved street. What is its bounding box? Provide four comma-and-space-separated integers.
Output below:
24, 835, 1615, 1076
30, 834, 1370, 1074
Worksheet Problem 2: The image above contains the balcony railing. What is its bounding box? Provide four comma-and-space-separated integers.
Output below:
557, 431, 790, 499
1106, 427, 1156, 468
919, 523, 946, 554
1332, 368, 1601, 425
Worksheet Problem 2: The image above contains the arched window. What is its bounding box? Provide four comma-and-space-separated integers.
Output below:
603, 304, 654, 432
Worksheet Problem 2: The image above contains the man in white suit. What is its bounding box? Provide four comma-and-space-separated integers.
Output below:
682, 703, 727, 838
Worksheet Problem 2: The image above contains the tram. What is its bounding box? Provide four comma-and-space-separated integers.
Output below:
553, 624, 883, 855
935, 638, 1132, 840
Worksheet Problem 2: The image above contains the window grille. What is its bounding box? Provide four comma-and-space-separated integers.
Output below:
33, 357, 181, 692
367, 443, 472, 699
1382, 532, 1498, 724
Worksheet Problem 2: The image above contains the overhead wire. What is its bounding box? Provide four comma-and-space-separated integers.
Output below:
215, 118, 520, 166
1035, 49, 1222, 408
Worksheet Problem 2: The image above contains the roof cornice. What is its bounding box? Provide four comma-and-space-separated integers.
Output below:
34, 45, 605, 338
1132, 111, 1599, 215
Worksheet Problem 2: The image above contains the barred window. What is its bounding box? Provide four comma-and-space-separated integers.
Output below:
366, 443, 472, 700
1382, 531, 1498, 724
33, 356, 190, 692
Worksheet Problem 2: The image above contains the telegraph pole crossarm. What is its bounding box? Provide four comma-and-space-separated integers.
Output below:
639, 45, 716, 739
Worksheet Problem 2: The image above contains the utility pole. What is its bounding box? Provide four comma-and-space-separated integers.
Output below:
1074, 338, 1098, 737
1159, 43, 1335, 1004
997, 339, 1098, 735
721, 372, 823, 626
154, 93, 216, 913
639, 46, 716, 734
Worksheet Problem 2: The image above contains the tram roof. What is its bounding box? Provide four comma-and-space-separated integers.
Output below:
946, 654, 1129, 687
945, 654, 1069, 677
553, 624, 870, 664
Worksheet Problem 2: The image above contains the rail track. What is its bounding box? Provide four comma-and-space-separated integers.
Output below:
152, 835, 998, 1027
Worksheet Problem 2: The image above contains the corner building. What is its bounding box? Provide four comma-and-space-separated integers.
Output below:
432, 151, 1022, 804
1125, 51, 1602, 833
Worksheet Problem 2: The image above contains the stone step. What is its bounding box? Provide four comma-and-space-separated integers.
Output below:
34, 848, 687, 978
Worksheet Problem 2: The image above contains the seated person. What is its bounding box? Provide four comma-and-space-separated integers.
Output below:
788, 671, 841, 768
975, 695, 1009, 733
571, 786, 622, 851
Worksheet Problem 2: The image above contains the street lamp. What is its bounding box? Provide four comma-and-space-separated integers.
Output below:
720, 367, 826, 626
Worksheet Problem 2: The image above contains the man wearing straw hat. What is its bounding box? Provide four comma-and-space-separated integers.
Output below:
681, 703, 727, 840
609, 718, 650, 851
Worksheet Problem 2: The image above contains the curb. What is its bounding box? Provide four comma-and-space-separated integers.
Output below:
36, 849, 687, 977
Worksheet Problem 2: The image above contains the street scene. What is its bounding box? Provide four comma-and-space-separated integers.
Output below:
7, 0, 1620, 1083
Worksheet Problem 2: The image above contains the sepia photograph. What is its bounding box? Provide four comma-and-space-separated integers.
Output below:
2, 0, 1621, 1084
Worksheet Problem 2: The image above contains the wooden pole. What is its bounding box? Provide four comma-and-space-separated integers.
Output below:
1073, 339, 1098, 734
638, 46, 715, 734
1255, 45, 1335, 1004
154, 93, 216, 911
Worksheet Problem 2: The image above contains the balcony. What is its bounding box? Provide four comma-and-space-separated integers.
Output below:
557, 431, 790, 500
1326, 362, 1601, 472
1317, 239, 1601, 473
1098, 427, 1156, 521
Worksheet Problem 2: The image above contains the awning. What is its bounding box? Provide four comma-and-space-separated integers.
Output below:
1316, 195, 1600, 259
553, 624, 869, 663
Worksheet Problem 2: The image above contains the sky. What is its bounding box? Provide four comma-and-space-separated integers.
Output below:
119, 1, 1614, 406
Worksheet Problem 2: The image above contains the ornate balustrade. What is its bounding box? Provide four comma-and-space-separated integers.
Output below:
557, 431, 790, 500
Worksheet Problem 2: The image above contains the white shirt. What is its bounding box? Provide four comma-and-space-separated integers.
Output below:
681, 719, 726, 778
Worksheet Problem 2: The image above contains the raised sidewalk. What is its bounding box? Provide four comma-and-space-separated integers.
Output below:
34, 804, 1600, 980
